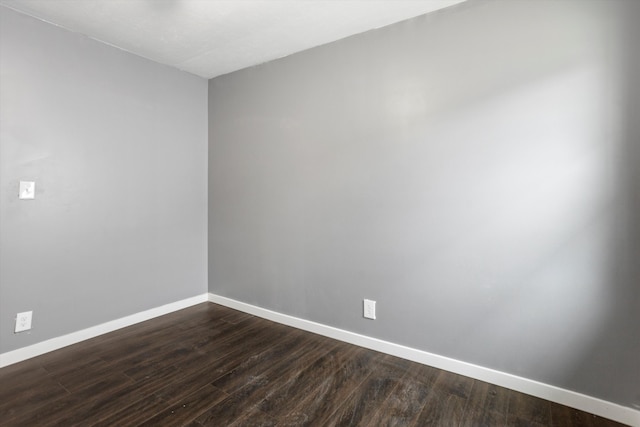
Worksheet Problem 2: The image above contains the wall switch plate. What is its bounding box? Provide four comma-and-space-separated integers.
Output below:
19, 181, 35, 199
15, 311, 33, 333
363, 299, 376, 320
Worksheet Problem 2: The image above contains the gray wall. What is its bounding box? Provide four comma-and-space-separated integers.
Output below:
209, 0, 640, 408
0, 7, 208, 353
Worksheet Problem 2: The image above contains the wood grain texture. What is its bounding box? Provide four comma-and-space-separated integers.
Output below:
0, 303, 628, 426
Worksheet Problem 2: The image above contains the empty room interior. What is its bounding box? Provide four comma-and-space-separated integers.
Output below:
1, 0, 639, 425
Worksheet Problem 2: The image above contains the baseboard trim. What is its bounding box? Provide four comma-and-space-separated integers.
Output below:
208, 293, 640, 427
0, 294, 208, 369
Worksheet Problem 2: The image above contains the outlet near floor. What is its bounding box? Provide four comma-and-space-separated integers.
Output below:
363, 299, 376, 320
15, 311, 33, 333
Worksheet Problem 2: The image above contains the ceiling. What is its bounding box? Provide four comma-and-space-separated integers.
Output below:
0, 0, 466, 79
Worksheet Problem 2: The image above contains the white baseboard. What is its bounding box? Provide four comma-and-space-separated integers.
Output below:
0, 294, 208, 369
208, 293, 640, 427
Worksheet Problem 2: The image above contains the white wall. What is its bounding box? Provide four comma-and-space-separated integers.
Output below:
208, 0, 640, 409
0, 7, 209, 353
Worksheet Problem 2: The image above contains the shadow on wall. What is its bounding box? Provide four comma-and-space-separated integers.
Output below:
436, 1, 640, 408
563, 1, 640, 409
371, 1, 640, 408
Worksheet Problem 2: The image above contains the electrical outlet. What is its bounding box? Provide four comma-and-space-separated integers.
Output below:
15, 311, 33, 333
19, 181, 35, 199
363, 299, 376, 320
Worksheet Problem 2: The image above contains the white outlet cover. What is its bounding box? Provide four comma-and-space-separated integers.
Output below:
19, 181, 35, 199
15, 311, 33, 333
364, 299, 376, 320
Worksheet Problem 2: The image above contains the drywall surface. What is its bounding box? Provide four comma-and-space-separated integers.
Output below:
0, 7, 208, 353
209, 0, 640, 408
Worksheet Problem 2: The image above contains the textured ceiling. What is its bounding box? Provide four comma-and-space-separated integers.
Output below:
0, 0, 466, 79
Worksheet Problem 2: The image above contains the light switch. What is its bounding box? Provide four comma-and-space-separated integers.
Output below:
19, 181, 35, 199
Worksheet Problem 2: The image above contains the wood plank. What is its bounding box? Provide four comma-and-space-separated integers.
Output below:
0, 365, 70, 422
6, 373, 133, 426
195, 334, 340, 425
368, 362, 440, 426
0, 302, 627, 427
507, 389, 552, 426
192, 375, 276, 425
324, 354, 412, 426
211, 329, 312, 393
549, 401, 627, 427
226, 406, 278, 427
138, 384, 228, 427
413, 370, 475, 426
460, 381, 510, 427
90, 393, 168, 427
272, 346, 379, 426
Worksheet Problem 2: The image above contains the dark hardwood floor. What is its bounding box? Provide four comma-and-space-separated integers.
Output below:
0, 303, 627, 426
